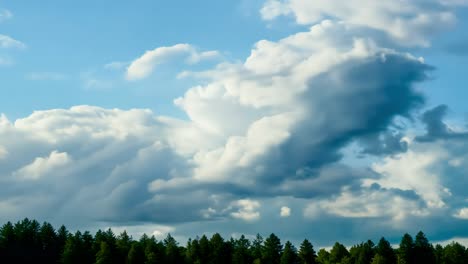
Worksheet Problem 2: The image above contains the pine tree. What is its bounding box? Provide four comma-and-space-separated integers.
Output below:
413, 231, 435, 264
281, 241, 298, 264
262, 233, 283, 264
329, 242, 349, 264
95, 241, 113, 264
398, 234, 414, 264
316, 249, 330, 264
298, 239, 316, 264
127, 243, 145, 264
375, 237, 396, 264
232, 235, 252, 264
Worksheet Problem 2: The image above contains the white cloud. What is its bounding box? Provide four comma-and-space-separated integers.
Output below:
0, 9, 12, 22
304, 187, 429, 222
126, 44, 220, 80
0, 145, 7, 159
13, 151, 71, 180
280, 206, 291, 217
0, 34, 25, 49
261, 0, 462, 46
454, 208, 468, 219
0, 2, 467, 243
369, 147, 449, 209
230, 199, 261, 221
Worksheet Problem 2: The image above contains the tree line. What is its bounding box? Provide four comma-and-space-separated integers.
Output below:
1, 218, 467, 264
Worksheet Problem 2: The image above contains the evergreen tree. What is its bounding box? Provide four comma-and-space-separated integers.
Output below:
38, 222, 58, 263
164, 233, 183, 264
251, 233, 264, 263
262, 233, 283, 264
442, 242, 468, 264
349, 240, 374, 264
232, 235, 252, 264
61, 234, 81, 264
199, 234, 211, 264
210, 233, 230, 264
281, 241, 298, 264
316, 249, 330, 264
372, 254, 386, 264
298, 239, 316, 264
329, 242, 349, 264
413, 231, 435, 264
127, 242, 145, 264
96, 241, 113, 264
56, 225, 70, 259
398, 234, 414, 264
186, 238, 201, 264
116, 231, 132, 264
0, 222, 15, 261
375, 237, 396, 264
433, 244, 443, 264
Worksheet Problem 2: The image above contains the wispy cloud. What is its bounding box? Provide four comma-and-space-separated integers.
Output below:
26, 72, 68, 81
0, 9, 13, 23
0, 34, 26, 49
126, 44, 221, 80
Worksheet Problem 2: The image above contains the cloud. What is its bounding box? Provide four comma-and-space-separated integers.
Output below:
416, 105, 468, 142
0, 19, 434, 233
1, 2, 468, 245
280, 206, 291, 217
0, 145, 7, 159
304, 186, 428, 222
0, 9, 12, 23
126, 44, 220, 80
0, 34, 25, 49
454, 208, 468, 219
13, 151, 71, 180
229, 199, 261, 222
26, 72, 68, 81
260, 0, 464, 46
104, 61, 129, 70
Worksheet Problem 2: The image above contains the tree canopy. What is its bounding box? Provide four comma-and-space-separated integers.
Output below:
1, 218, 467, 264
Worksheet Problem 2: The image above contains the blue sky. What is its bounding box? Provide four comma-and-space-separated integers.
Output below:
1, 0, 468, 247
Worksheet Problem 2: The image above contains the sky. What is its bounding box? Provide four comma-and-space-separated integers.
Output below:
1, 0, 468, 247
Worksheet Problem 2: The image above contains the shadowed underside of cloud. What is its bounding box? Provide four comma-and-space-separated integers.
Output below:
1, 1, 468, 246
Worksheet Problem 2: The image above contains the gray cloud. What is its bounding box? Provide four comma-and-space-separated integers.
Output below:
417, 104, 468, 142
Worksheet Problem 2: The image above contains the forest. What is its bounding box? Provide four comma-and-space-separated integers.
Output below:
1, 218, 467, 264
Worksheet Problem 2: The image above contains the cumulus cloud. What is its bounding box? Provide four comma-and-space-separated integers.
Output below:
280, 206, 291, 217
1, 1, 468, 245
13, 151, 71, 180
0, 19, 434, 232
0, 145, 7, 159
229, 199, 261, 222
454, 208, 468, 219
126, 44, 220, 80
261, 0, 463, 46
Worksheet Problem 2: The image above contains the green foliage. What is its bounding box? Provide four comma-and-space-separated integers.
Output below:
96, 241, 113, 264
2, 218, 468, 264
375, 237, 396, 264
329, 242, 349, 263
316, 248, 330, 264
398, 233, 414, 264
262, 233, 283, 264
298, 239, 317, 264
281, 241, 298, 264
